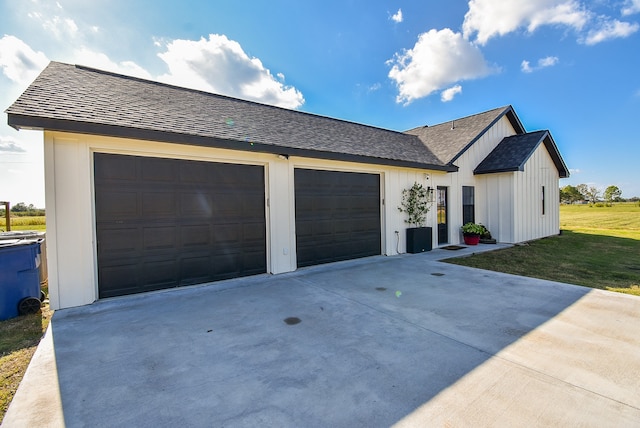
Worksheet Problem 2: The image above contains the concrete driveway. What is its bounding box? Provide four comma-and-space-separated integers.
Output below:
4, 246, 640, 427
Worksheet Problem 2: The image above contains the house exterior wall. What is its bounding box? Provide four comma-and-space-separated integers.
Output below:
449, 116, 518, 243
512, 145, 561, 242
43, 131, 445, 310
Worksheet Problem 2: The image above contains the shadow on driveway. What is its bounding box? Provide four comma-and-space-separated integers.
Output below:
4, 251, 640, 427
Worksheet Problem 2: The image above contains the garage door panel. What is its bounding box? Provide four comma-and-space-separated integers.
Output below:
243, 252, 268, 272
143, 226, 177, 250
143, 259, 178, 286
142, 158, 177, 182
95, 153, 266, 298
295, 169, 381, 268
99, 264, 139, 296
96, 191, 138, 217
334, 220, 352, 234
244, 197, 266, 215
210, 254, 239, 276
142, 192, 176, 217
180, 162, 210, 183
314, 220, 334, 236
180, 193, 213, 216
181, 225, 211, 247
99, 227, 141, 253
95, 155, 137, 181
243, 223, 266, 241
212, 224, 241, 244
180, 256, 211, 283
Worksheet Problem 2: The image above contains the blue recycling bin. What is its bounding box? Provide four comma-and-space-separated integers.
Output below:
0, 239, 43, 321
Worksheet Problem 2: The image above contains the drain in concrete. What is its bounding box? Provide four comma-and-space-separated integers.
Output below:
431, 273, 445, 276
284, 317, 301, 325
375, 287, 387, 291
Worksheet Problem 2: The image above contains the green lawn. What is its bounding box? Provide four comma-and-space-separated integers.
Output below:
445, 203, 640, 296
0, 306, 51, 422
1, 216, 46, 232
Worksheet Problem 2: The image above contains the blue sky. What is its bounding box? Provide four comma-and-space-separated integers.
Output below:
1, 0, 639, 207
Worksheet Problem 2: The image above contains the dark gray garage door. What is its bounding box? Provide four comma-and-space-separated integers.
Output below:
295, 169, 381, 267
95, 153, 266, 298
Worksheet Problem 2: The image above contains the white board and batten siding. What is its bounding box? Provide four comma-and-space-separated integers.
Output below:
513, 145, 561, 243
451, 116, 518, 243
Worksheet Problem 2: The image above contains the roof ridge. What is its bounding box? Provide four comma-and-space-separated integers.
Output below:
428, 105, 511, 128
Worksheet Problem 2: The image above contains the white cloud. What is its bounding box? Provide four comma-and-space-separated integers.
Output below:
0, 137, 27, 153
0, 35, 49, 85
42, 15, 79, 39
391, 9, 403, 23
521, 55, 559, 73
441, 85, 462, 102
622, 0, 640, 16
463, 0, 589, 45
387, 28, 494, 104
157, 34, 304, 109
569, 168, 581, 174
582, 18, 639, 45
27, 5, 79, 40
71, 48, 152, 80
539, 56, 559, 67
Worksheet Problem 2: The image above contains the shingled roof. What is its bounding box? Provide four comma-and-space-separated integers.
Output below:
404, 105, 525, 165
474, 130, 569, 178
6, 62, 455, 172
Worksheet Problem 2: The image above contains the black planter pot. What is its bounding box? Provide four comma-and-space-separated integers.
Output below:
406, 227, 432, 253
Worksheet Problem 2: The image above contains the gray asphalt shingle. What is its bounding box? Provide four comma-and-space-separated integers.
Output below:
5, 62, 568, 177
6, 62, 449, 170
474, 130, 548, 174
474, 130, 569, 177
404, 106, 524, 165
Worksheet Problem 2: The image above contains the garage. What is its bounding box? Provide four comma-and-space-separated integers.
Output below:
294, 169, 381, 267
94, 153, 266, 298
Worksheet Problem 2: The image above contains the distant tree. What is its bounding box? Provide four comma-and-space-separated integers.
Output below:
603, 186, 622, 204
7, 202, 44, 216
10, 202, 29, 212
559, 185, 583, 204
583, 186, 600, 205
575, 184, 588, 200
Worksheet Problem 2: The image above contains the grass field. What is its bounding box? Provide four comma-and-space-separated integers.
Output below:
1, 216, 46, 232
0, 302, 51, 422
446, 203, 640, 296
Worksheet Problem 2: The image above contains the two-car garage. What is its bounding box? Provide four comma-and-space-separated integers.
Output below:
94, 153, 382, 298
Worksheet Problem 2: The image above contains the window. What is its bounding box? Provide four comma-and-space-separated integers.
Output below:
542, 186, 546, 215
462, 186, 475, 224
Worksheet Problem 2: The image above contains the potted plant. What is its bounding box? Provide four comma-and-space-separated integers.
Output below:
398, 182, 433, 253
461, 222, 485, 245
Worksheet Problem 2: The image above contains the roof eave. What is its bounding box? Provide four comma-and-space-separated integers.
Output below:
8, 114, 457, 173
542, 133, 570, 178
473, 167, 521, 175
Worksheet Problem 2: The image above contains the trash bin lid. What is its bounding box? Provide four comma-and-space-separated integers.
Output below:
0, 231, 45, 241
0, 238, 43, 248
0, 239, 22, 247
